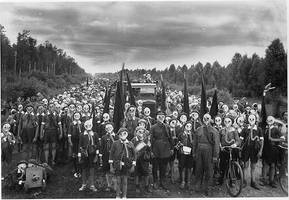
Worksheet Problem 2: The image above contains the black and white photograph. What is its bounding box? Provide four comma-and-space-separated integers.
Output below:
0, 0, 287, 198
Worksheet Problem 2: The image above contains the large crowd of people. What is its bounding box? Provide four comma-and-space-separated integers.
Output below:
1, 76, 287, 198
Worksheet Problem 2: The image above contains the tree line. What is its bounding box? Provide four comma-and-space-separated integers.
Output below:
96, 39, 287, 99
1, 25, 87, 102
1, 25, 85, 77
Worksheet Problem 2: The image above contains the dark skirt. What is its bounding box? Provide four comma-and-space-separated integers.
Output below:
135, 157, 150, 177
178, 153, 194, 169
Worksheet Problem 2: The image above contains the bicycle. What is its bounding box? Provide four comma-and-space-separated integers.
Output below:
277, 144, 288, 195
221, 146, 244, 197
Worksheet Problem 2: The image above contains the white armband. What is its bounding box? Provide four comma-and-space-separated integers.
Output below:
41, 122, 45, 125
99, 154, 102, 157
78, 153, 81, 157
132, 161, 136, 166
260, 137, 264, 140
240, 136, 244, 140
58, 122, 62, 125
96, 150, 99, 154
108, 160, 113, 164
280, 136, 285, 140
68, 134, 71, 137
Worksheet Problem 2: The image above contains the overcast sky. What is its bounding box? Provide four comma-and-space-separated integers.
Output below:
0, 0, 286, 73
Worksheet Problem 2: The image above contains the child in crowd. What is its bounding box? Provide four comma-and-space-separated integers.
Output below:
109, 128, 136, 198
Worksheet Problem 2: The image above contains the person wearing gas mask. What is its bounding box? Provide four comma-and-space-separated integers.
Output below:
217, 114, 240, 185
99, 113, 111, 138
213, 116, 223, 132
57, 105, 70, 164
168, 118, 181, 183
177, 121, 194, 190
35, 105, 46, 162
109, 128, 136, 198
239, 114, 264, 190
40, 103, 62, 166
18, 104, 38, 160
260, 116, 285, 188
78, 119, 100, 192
190, 110, 202, 133
137, 100, 144, 118
122, 105, 139, 141
150, 111, 173, 190
193, 113, 220, 196
142, 107, 155, 130
179, 113, 188, 127
131, 126, 152, 193
14, 104, 25, 152
1, 123, 16, 178
81, 104, 91, 122
100, 122, 118, 192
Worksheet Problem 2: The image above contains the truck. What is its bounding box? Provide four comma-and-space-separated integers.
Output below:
124, 82, 157, 117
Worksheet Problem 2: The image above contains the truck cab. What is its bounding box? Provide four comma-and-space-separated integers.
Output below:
125, 82, 157, 117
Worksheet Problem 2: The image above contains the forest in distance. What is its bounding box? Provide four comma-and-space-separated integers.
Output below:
1, 25, 287, 104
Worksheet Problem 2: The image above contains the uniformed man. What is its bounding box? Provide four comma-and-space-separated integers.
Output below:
193, 113, 220, 196
150, 111, 173, 190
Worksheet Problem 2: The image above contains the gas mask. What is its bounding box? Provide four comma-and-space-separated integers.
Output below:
185, 123, 192, 131
203, 114, 211, 126
137, 106, 142, 113
2, 123, 11, 132
103, 113, 110, 122
42, 98, 48, 105
137, 100, 143, 107
233, 104, 238, 111
169, 120, 177, 128
191, 112, 199, 121
157, 114, 165, 123
176, 104, 182, 112
180, 115, 187, 124
172, 111, 179, 119
73, 112, 81, 121
84, 120, 93, 131
224, 117, 232, 128
76, 105, 83, 113
119, 131, 128, 141
128, 107, 136, 117
237, 116, 244, 126
136, 130, 145, 141
69, 104, 76, 112
18, 104, 23, 112
105, 124, 113, 134
222, 105, 229, 113
165, 116, 171, 124
37, 106, 44, 114
215, 116, 222, 126
144, 107, 151, 117
83, 104, 90, 113
267, 116, 275, 126
26, 106, 34, 114
138, 122, 146, 129
248, 114, 256, 126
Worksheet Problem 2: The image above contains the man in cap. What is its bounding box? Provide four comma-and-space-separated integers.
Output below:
193, 113, 220, 196
150, 110, 173, 190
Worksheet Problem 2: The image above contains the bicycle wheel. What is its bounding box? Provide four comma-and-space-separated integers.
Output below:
279, 166, 288, 195
225, 161, 243, 197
